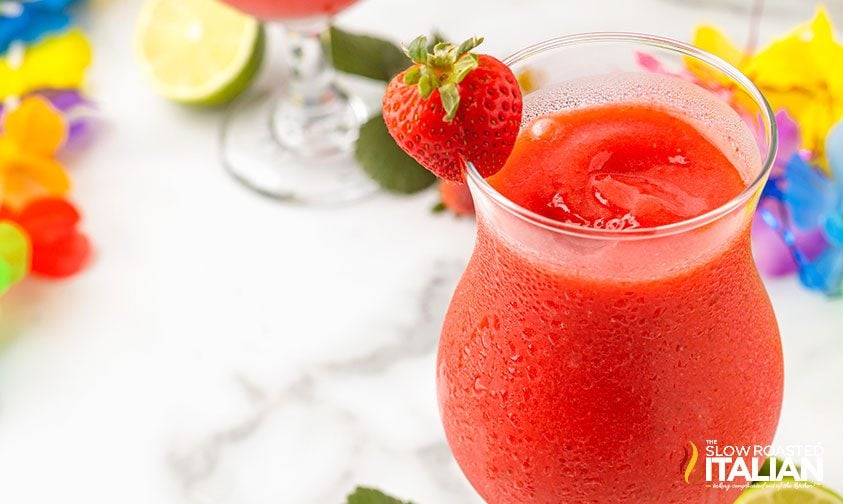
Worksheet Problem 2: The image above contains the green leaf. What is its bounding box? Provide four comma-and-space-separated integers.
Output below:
355, 115, 437, 194
426, 32, 447, 52
406, 35, 429, 64
403, 66, 421, 85
432, 41, 451, 57
330, 26, 410, 82
346, 486, 413, 504
439, 82, 460, 121
455, 36, 484, 58
418, 72, 434, 99
452, 53, 479, 84
431, 202, 447, 213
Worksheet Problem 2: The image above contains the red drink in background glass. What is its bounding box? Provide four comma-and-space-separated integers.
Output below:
436, 35, 783, 504
221, 0, 358, 19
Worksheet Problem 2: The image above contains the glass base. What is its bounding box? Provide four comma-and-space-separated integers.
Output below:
220, 86, 376, 206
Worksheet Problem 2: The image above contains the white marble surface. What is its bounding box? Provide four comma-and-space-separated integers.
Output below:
1, 0, 842, 503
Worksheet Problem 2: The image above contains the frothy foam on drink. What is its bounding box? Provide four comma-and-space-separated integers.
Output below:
548, 191, 642, 230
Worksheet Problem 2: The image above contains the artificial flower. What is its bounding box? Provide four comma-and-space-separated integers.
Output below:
753, 195, 828, 278
0, 29, 91, 99
0, 96, 70, 209
752, 209, 826, 277
783, 154, 836, 230
777, 121, 843, 295
0, 220, 30, 295
37, 89, 95, 145
773, 111, 802, 173
0, 88, 94, 145
750, 110, 829, 277
825, 119, 843, 225
637, 50, 734, 102
687, 25, 745, 87
800, 234, 843, 297
1, 197, 90, 278
0, 0, 80, 55
693, 7, 843, 163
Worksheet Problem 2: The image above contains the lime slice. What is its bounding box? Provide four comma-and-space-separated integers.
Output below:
736, 479, 843, 504
135, 0, 264, 106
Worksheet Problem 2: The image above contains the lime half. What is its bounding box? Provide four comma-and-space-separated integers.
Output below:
135, 0, 264, 106
736, 480, 843, 504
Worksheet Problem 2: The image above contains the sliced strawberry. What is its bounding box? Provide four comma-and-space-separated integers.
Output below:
383, 36, 522, 182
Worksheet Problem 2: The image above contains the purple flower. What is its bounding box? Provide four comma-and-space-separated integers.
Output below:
752, 198, 827, 277
752, 110, 830, 278
773, 110, 801, 172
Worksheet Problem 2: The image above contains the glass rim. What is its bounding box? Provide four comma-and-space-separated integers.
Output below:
466, 32, 778, 240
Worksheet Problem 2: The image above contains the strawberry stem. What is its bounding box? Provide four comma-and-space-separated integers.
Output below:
439, 83, 460, 121
406, 36, 429, 64
401, 35, 484, 122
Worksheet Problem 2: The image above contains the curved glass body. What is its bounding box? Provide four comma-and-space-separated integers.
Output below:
437, 34, 783, 503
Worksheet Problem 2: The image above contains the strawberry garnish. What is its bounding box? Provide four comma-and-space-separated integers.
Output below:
383, 36, 522, 182
438, 180, 475, 216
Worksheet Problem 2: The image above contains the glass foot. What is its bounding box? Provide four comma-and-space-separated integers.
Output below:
220, 87, 377, 206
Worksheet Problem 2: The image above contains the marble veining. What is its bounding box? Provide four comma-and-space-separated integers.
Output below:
168, 260, 477, 503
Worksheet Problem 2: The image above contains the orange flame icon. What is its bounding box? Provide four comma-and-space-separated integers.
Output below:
685, 441, 699, 484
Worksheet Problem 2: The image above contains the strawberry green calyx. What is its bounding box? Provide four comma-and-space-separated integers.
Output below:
402, 35, 485, 121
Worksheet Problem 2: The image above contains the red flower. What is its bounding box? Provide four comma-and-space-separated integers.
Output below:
1, 197, 90, 278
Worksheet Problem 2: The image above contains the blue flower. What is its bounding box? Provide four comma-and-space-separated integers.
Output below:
0, 0, 79, 55
789, 121, 843, 296
752, 111, 833, 278
782, 154, 837, 230
800, 244, 843, 297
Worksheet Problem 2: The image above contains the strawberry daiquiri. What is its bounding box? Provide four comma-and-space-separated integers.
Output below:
220, 0, 358, 19
383, 34, 782, 503
439, 94, 782, 502
489, 104, 746, 228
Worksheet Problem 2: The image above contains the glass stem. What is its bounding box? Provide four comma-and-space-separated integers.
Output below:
271, 18, 360, 156
279, 18, 337, 107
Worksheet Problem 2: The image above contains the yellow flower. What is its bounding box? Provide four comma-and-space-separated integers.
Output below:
690, 25, 745, 76
0, 97, 71, 209
0, 29, 93, 99
692, 7, 843, 161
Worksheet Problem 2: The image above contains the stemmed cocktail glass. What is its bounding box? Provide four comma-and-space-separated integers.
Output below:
220, 0, 376, 205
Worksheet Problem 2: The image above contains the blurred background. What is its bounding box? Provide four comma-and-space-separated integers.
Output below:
1, 0, 842, 503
